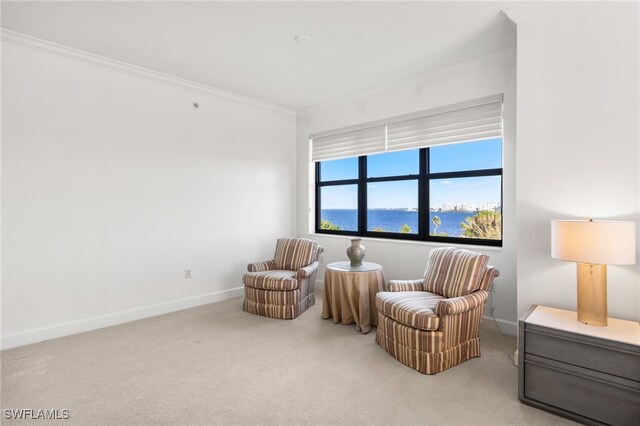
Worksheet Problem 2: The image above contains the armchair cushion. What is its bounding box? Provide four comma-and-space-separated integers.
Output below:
273, 238, 318, 271
376, 291, 445, 331
424, 247, 488, 298
243, 270, 298, 291
386, 279, 425, 292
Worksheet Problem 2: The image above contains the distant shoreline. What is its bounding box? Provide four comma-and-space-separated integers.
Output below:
320, 209, 498, 236
322, 208, 501, 213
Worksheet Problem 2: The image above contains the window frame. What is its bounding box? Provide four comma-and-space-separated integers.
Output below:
315, 144, 503, 247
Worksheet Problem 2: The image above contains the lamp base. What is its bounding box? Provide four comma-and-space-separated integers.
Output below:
576, 263, 607, 326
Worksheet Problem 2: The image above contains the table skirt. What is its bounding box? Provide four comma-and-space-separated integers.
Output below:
322, 267, 385, 334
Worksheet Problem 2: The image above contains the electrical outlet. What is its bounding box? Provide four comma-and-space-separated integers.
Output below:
185, 268, 192, 279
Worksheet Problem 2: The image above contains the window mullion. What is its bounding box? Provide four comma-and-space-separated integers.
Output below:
366, 175, 419, 183
315, 162, 321, 231
429, 168, 502, 180
419, 148, 428, 240
358, 156, 367, 236
317, 179, 360, 187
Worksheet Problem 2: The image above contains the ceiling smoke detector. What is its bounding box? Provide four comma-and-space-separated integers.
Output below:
294, 34, 311, 44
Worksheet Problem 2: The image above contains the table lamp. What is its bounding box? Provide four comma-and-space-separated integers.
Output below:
551, 219, 636, 326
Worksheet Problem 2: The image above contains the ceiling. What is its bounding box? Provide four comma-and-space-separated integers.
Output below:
1, 1, 516, 110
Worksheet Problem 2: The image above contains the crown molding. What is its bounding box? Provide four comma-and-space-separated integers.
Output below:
297, 46, 516, 116
1, 29, 295, 116
502, 1, 570, 26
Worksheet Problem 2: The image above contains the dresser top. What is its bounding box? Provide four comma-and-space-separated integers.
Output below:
526, 305, 640, 346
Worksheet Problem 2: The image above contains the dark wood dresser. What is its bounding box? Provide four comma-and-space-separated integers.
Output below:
518, 305, 640, 425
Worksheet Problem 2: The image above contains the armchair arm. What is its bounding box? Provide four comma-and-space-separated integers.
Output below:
295, 261, 320, 279
385, 279, 425, 292
247, 259, 276, 273
479, 266, 500, 292
435, 291, 488, 316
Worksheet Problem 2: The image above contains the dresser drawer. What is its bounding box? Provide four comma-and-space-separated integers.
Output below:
524, 354, 640, 426
525, 323, 640, 381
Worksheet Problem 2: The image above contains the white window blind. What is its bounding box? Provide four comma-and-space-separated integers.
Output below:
310, 95, 503, 162
311, 125, 385, 162
386, 100, 502, 152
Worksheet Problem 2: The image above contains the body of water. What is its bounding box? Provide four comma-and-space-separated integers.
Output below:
321, 209, 480, 236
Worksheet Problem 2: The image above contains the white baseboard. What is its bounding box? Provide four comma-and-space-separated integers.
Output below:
483, 315, 517, 336
1, 287, 244, 350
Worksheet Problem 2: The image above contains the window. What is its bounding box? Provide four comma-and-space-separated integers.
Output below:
315, 138, 503, 246
313, 96, 504, 246
317, 157, 359, 232
366, 150, 419, 235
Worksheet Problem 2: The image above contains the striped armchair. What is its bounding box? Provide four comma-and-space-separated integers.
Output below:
376, 247, 499, 374
242, 237, 323, 320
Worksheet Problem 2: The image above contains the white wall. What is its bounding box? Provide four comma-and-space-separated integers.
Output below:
1, 38, 297, 348
513, 2, 640, 321
296, 51, 518, 334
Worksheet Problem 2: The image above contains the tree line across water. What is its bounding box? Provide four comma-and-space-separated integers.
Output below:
320, 210, 501, 239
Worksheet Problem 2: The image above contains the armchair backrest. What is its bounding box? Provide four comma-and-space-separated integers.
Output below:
273, 237, 319, 271
423, 247, 489, 298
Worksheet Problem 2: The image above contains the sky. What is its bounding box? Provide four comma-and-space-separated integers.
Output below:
320, 138, 501, 209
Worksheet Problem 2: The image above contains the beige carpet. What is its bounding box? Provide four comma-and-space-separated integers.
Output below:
1, 291, 573, 425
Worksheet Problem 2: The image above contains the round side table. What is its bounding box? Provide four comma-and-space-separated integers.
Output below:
321, 261, 385, 334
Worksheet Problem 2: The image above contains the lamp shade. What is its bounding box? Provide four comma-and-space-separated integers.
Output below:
551, 220, 636, 265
